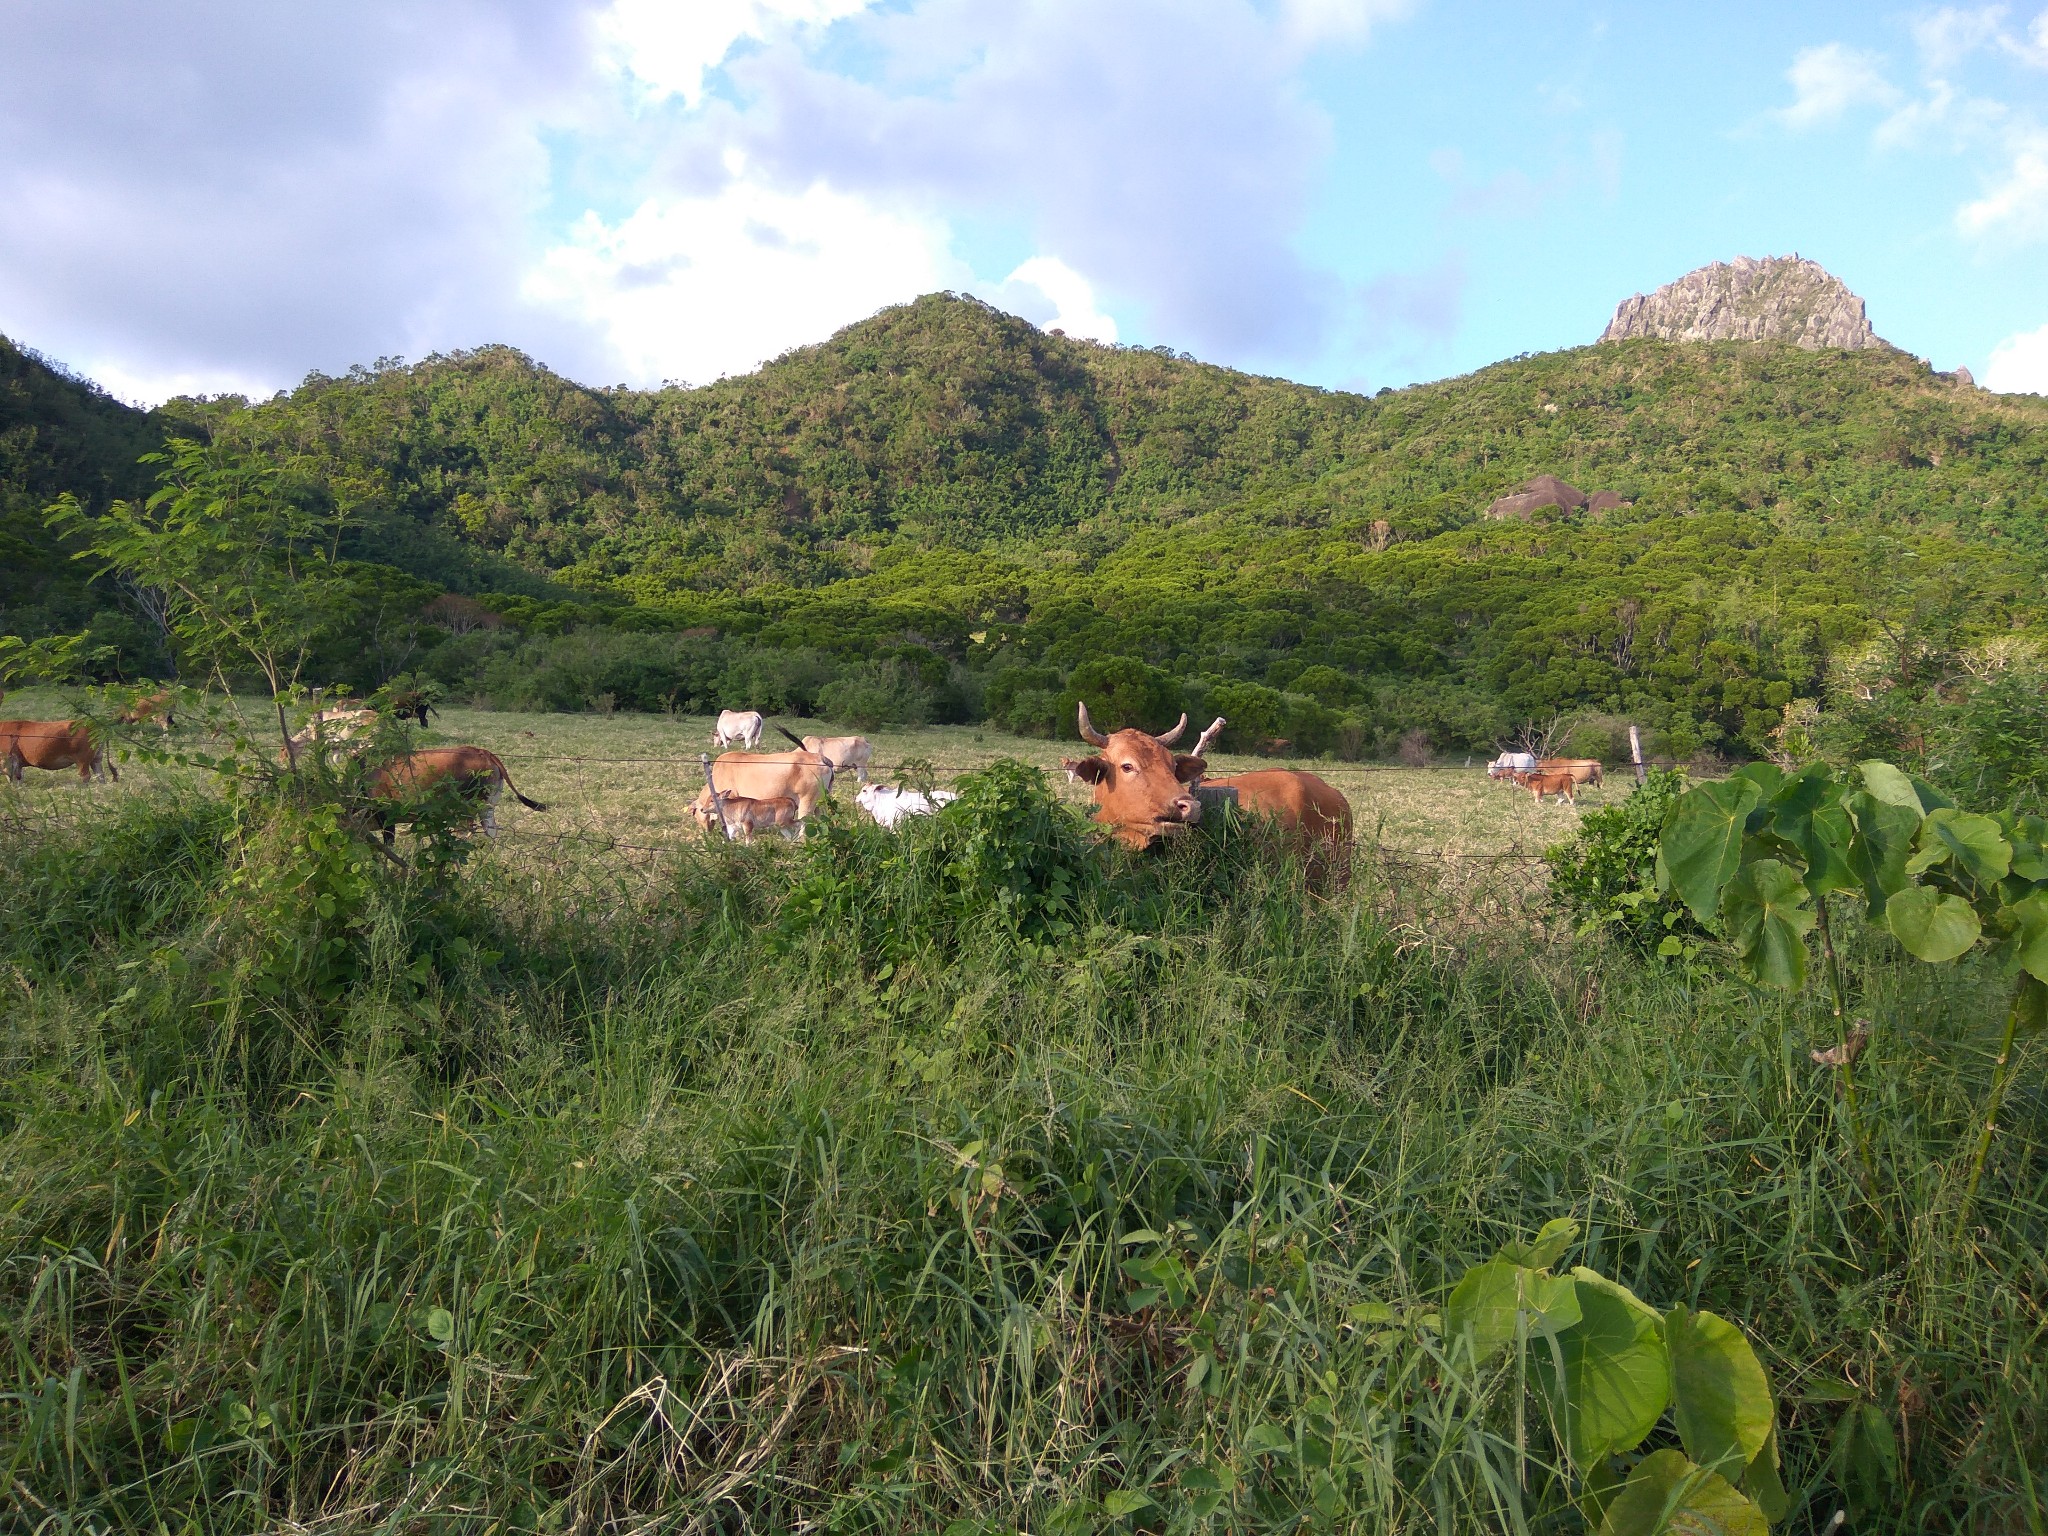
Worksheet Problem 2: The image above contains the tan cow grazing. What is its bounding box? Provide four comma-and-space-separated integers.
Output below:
1060, 704, 1208, 850
1512, 769, 1578, 805
692, 749, 838, 832
1, 720, 115, 782
367, 746, 545, 843
798, 733, 873, 783
116, 689, 177, 732
1538, 758, 1604, 786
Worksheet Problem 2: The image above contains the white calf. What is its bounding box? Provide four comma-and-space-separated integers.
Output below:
855, 782, 959, 829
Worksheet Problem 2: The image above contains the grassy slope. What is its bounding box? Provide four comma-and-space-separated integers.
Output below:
1, 731, 2041, 1530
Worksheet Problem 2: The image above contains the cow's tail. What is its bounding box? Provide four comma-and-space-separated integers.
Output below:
776, 725, 808, 750
493, 756, 547, 812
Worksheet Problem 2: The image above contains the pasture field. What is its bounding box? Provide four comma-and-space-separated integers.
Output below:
0, 687, 1603, 862
1, 689, 2043, 1533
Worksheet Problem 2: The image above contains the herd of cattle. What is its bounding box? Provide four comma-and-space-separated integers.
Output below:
0, 695, 1607, 858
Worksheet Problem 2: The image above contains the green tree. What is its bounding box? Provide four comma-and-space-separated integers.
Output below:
49, 438, 359, 756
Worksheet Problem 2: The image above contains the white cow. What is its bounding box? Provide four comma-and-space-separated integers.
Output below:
1488, 751, 1538, 780
855, 782, 959, 829
713, 709, 765, 751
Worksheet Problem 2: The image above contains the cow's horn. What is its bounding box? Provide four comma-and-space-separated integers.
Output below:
1192, 715, 1227, 758
1076, 700, 1108, 747
1152, 713, 1188, 746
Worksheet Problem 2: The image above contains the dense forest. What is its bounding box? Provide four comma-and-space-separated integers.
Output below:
6, 295, 2046, 758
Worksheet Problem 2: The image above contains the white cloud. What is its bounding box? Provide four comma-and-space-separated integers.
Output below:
601, 0, 875, 108
2000, 6, 2048, 66
525, 177, 961, 383
1912, 6, 2007, 73
0, 0, 1411, 398
719, 0, 1360, 362
1277, 0, 1415, 48
1958, 128, 2048, 239
0, 2, 609, 402
997, 258, 1119, 342
1983, 318, 2048, 391
1775, 43, 1899, 129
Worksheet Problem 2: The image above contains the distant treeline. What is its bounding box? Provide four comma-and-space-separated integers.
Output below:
6, 295, 2048, 760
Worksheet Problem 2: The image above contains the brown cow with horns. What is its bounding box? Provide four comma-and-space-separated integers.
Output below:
1061, 705, 1353, 870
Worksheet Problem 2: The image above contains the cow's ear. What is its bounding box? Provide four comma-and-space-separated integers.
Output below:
1063, 756, 1110, 783
1173, 755, 1206, 784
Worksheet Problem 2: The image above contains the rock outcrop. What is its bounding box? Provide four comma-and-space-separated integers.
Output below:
1601, 256, 1882, 351
1483, 476, 1630, 521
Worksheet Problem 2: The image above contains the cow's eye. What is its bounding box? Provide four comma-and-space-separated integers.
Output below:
1120, 761, 1136, 773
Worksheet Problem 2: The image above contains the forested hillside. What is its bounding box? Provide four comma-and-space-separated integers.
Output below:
1, 335, 162, 642
4, 292, 2046, 757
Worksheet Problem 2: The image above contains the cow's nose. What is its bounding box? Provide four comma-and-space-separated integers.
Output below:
1170, 794, 1201, 823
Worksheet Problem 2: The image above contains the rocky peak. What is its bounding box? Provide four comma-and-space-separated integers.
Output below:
1601, 255, 1883, 351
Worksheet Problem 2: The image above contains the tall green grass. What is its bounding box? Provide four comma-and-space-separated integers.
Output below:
1, 773, 2042, 1533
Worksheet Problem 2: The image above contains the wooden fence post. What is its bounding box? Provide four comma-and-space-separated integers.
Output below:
1629, 724, 1646, 785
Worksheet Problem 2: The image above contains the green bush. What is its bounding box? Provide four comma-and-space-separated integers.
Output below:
1943, 664, 2048, 813
816, 657, 936, 728
1544, 768, 1699, 950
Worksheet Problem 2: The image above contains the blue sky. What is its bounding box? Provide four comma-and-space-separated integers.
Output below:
2, 0, 2044, 403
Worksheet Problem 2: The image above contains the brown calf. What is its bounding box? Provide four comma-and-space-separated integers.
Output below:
693, 789, 801, 842
1, 719, 115, 782
1511, 769, 1577, 805
116, 690, 177, 732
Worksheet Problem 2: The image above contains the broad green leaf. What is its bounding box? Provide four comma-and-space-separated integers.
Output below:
1540, 1269, 1671, 1467
1657, 779, 1763, 926
425, 1306, 455, 1343
1445, 1258, 1582, 1364
1101, 1490, 1153, 1518
1909, 774, 1955, 813
1730, 762, 1783, 803
1741, 1425, 1792, 1523
1719, 859, 1814, 990
1666, 1308, 1775, 1478
1858, 760, 1922, 811
1845, 792, 1921, 917
2006, 814, 2048, 881
2003, 891, 2048, 984
1885, 886, 1981, 963
1909, 809, 2011, 887
1765, 760, 1829, 817
1598, 1449, 1769, 1536
1498, 1216, 1579, 1271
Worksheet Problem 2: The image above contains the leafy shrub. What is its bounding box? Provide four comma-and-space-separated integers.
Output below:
1544, 768, 1698, 950
1061, 656, 1183, 735
1942, 664, 2048, 813
778, 759, 1103, 961
816, 658, 936, 728
716, 646, 839, 716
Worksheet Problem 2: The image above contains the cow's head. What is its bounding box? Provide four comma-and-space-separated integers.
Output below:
1061, 702, 1208, 849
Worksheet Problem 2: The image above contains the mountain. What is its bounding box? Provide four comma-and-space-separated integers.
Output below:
1, 335, 163, 638
4, 281, 2046, 757
1601, 256, 1882, 351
